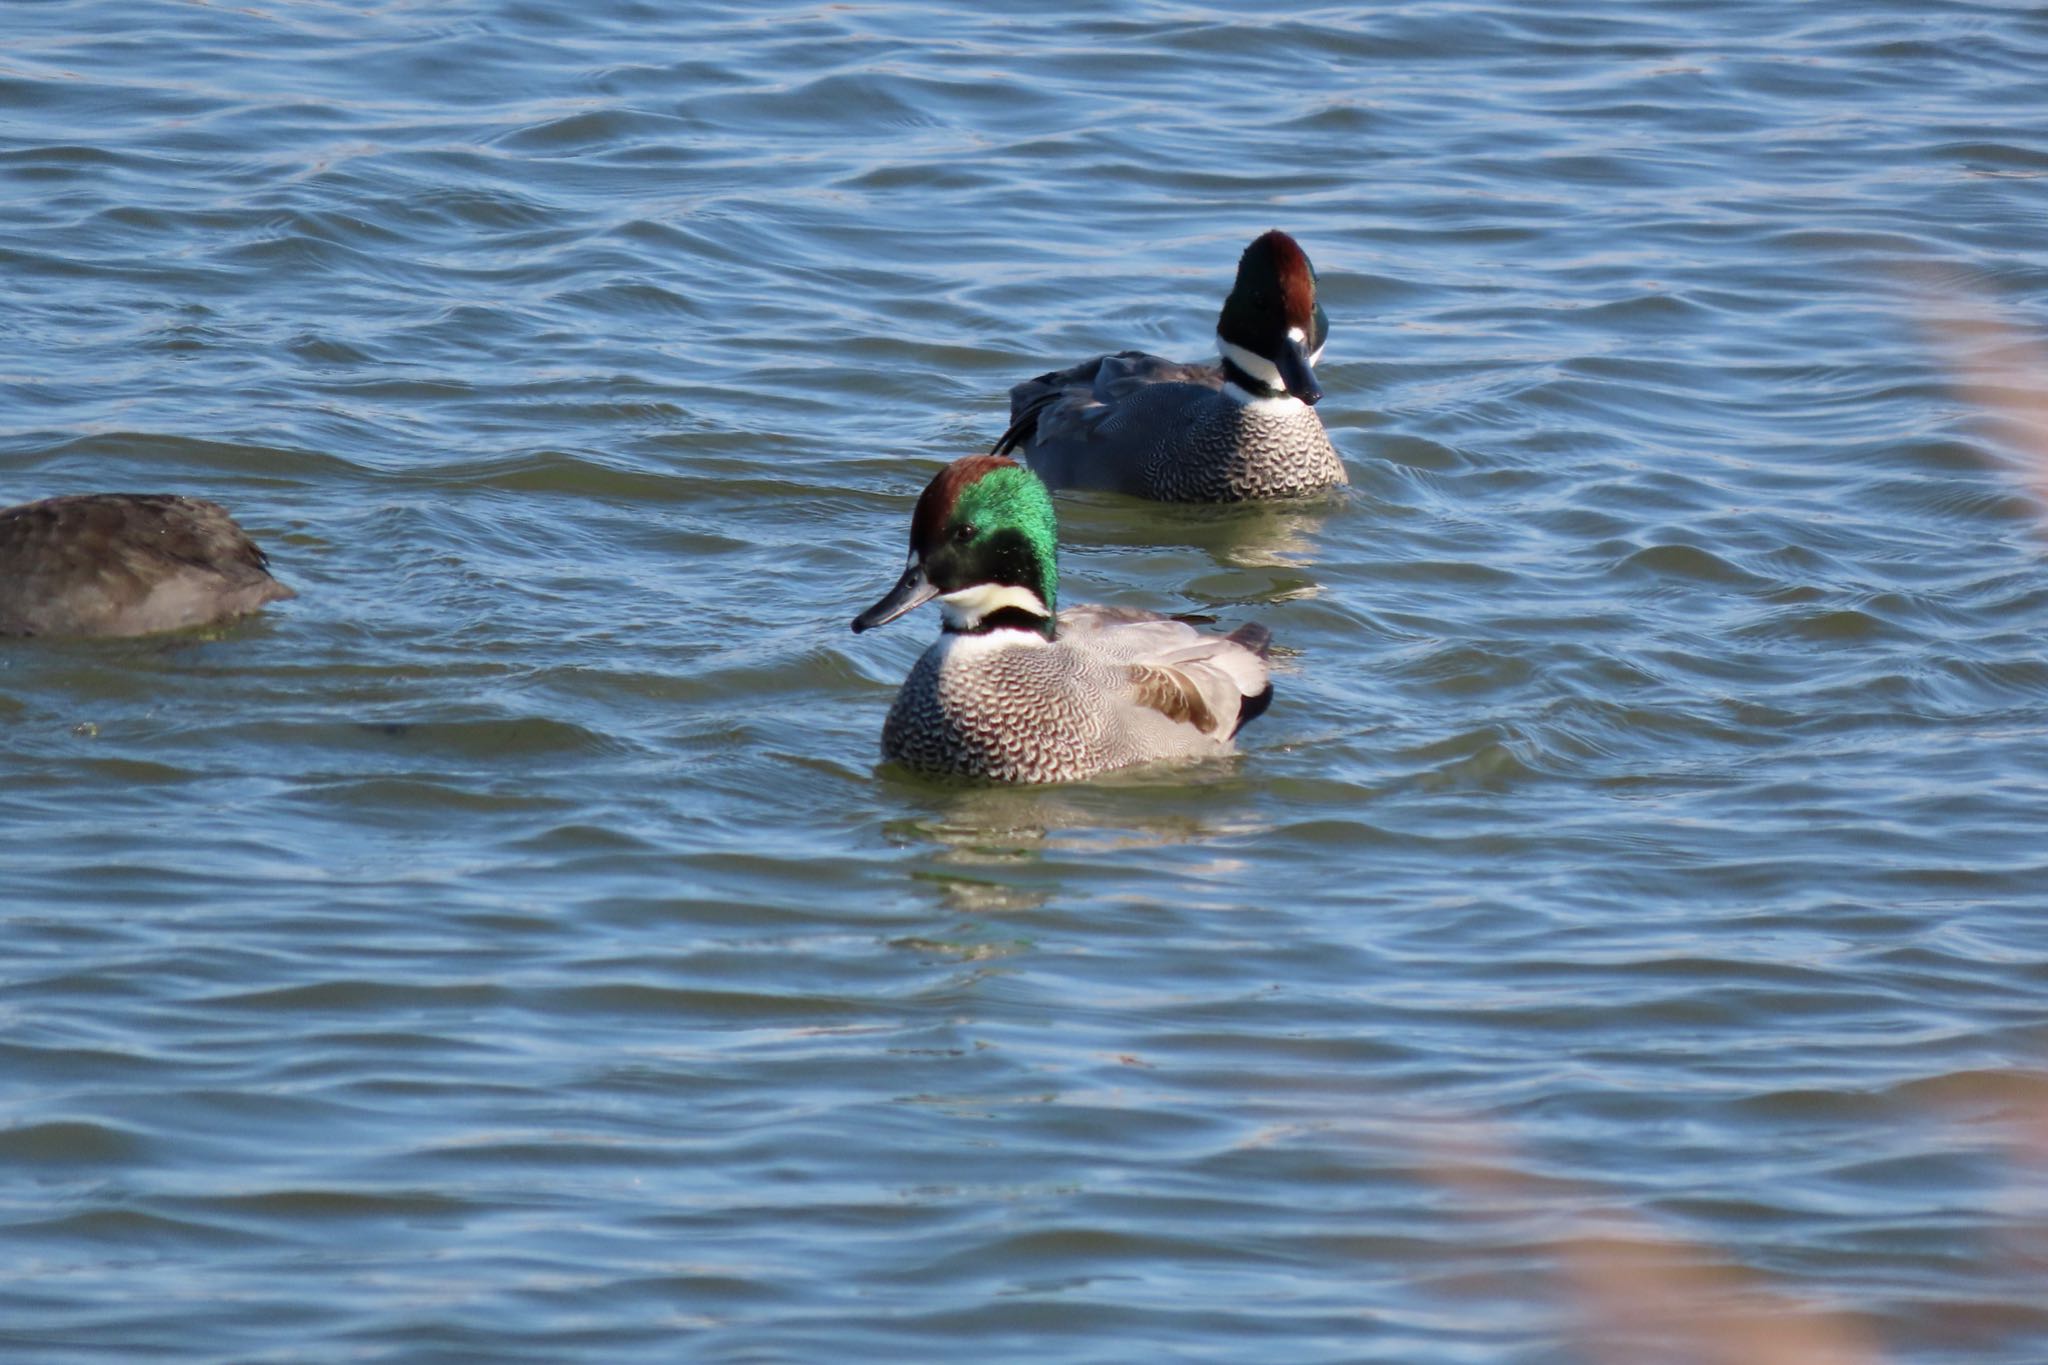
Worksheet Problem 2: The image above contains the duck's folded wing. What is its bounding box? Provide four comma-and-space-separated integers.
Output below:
992, 351, 1220, 458
1126, 663, 1222, 735
1061, 605, 1272, 736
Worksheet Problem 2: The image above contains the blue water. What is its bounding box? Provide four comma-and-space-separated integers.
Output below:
4, 2, 2048, 1360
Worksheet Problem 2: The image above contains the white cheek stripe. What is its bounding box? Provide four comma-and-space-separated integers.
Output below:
1218, 336, 1283, 387
938, 582, 1050, 630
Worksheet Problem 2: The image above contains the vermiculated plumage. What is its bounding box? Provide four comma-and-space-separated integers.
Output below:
880, 604, 1271, 783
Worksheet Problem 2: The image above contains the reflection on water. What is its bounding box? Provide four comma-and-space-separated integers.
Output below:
887, 770, 1272, 914
1058, 491, 1342, 571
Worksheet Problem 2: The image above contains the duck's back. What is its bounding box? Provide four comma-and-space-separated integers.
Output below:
0, 494, 294, 638
1000, 350, 1343, 501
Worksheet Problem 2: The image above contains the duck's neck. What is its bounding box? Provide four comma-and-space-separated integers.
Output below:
965, 606, 1055, 636
1216, 334, 1282, 391
938, 583, 1055, 638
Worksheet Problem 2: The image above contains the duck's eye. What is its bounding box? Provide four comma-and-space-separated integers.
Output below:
953, 522, 976, 544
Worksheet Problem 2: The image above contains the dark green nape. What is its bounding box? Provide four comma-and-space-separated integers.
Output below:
951, 463, 1059, 616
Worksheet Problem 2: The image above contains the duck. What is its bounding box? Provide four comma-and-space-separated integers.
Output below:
850, 454, 1273, 783
991, 229, 1347, 502
0, 493, 294, 638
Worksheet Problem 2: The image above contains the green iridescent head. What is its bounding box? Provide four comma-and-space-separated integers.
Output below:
851, 456, 1059, 637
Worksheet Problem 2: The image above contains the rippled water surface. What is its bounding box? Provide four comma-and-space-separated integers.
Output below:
6, 2, 2048, 1360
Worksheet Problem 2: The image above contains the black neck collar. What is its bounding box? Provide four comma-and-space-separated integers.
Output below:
1221, 356, 1284, 399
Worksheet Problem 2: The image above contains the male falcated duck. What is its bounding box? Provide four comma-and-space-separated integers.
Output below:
992, 229, 1346, 502
0, 493, 293, 637
851, 455, 1272, 783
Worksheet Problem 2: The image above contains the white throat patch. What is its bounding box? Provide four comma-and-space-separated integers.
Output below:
1218, 333, 1316, 409
938, 582, 1051, 632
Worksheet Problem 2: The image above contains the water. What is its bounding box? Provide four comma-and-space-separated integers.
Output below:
4, 1, 2048, 1359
